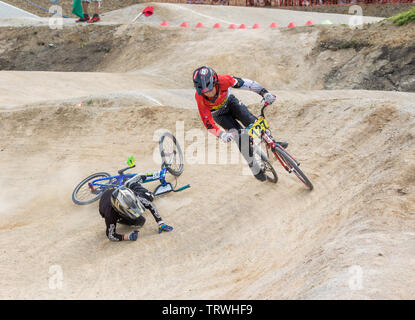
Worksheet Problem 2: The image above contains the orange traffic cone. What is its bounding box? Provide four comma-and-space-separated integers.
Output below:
213, 23, 222, 28
160, 21, 169, 26
269, 22, 279, 28
288, 22, 297, 28
306, 20, 315, 26
180, 22, 189, 27
196, 22, 205, 28
252, 24, 261, 29
239, 24, 247, 29
228, 24, 237, 29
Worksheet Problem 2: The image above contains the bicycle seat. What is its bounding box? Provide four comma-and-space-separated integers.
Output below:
118, 165, 135, 175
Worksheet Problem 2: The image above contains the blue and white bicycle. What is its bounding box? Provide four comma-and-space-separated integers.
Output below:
72, 132, 189, 205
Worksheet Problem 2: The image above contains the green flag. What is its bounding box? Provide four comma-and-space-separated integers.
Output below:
72, 0, 83, 18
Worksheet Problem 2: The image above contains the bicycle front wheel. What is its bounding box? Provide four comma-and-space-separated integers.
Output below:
274, 146, 313, 190
72, 172, 111, 205
159, 131, 184, 177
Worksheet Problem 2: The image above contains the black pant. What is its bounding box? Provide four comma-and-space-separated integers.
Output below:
212, 95, 260, 173
129, 182, 162, 223
119, 215, 146, 227
212, 94, 256, 131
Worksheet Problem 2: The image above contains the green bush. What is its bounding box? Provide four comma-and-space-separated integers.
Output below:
388, 7, 415, 25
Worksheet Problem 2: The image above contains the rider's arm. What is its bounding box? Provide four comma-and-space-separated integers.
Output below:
104, 213, 125, 241
231, 77, 269, 97
99, 190, 125, 241
103, 207, 126, 241
196, 96, 222, 137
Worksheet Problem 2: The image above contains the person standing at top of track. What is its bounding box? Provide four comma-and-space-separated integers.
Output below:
192, 66, 288, 182
75, 0, 101, 23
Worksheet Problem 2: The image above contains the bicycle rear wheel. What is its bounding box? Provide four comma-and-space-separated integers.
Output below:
274, 146, 313, 190
253, 144, 278, 183
72, 172, 111, 205
159, 131, 184, 177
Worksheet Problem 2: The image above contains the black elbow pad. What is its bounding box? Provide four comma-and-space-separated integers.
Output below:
232, 77, 244, 88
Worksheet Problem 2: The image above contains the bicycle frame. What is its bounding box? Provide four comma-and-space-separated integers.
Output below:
88, 168, 169, 192
249, 102, 300, 174
262, 132, 297, 174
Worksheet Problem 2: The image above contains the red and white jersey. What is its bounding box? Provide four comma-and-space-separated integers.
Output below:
195, 74, 238, 137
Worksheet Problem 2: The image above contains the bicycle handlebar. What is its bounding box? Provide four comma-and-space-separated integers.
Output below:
118, 165, 136, 175
241, 101, 270, 134
260, 102, 269, 118
228, 101, 271, 136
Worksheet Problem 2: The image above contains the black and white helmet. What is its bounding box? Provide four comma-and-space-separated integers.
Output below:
111, 186, 145, 220
193, 66, 218, 95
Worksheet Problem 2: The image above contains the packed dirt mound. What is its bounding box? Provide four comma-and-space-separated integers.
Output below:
313, 20, 415, 92
1, 90, 414, 299
0, 20, 414, 93
280, 3, 415, 18
0, 71, 189, 108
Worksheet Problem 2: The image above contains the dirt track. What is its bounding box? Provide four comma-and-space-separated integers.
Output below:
0, 3, 414, 299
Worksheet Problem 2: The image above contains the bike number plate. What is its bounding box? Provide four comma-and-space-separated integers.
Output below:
248, 117, 269, 138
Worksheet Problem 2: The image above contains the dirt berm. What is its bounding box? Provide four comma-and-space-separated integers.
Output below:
1, 89, 414, 299
0, 19, 414, 92
0, 4, 414, 299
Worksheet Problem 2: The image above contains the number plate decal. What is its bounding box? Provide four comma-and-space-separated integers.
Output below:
248, 117, 269, 138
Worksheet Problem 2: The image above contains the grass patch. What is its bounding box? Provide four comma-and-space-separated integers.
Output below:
388, 7, 415, 25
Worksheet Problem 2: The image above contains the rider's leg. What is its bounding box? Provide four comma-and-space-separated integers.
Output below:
226, 95, 257, 127
214, 97, 260, 169
138, 197, 163, 223
138, 197, 172, 232
224, 96, 262, 172
211, 104, 241, 131
129, 182, 155, 202
118, 216, 146, 227
212, 108, 265, 181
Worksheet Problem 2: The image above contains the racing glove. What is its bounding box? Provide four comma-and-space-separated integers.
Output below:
127, 230, 139, 241
219, 131, 235, 143
158, 222, 174, 233
263, 92, 276, 105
